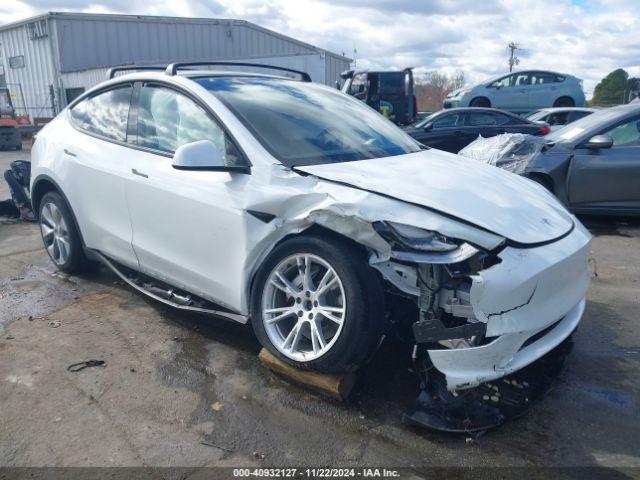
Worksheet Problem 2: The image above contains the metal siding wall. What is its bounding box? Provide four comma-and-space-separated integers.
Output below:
325, 53, 351, 87
0, 22, 57, 117
58, 53, 332, 97
56, 17, 321, 73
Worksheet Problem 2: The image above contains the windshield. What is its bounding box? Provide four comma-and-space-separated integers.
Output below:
546, 107, 623, 143
195, 76, 421, 167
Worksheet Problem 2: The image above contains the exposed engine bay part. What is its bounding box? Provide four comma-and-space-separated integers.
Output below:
404, 335, 573, 432
412, 264, 486, 343
95, 252, 248, 323
458, 133, 547, 174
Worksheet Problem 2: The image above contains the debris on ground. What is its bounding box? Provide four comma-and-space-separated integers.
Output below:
211, 402, 224, 412
48, 320, 61, 328
201, 441, 233, 453
67, 360, 107, 372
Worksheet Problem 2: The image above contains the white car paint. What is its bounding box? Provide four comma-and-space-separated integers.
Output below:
30, 71, 591, 390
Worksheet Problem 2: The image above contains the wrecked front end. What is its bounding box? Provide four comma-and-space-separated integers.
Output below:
248, 157, 591, 431
368, 217, 591, 432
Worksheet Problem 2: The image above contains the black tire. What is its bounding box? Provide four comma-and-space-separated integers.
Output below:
250, 234, 385, 373
553, 97, 575, 108
470, 97, 490, 108
39, 191, 89, 274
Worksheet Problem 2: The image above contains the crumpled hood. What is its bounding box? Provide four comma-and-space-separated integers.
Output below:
295, 149, 574, 246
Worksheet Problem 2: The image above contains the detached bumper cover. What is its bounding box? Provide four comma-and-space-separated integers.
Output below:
428, 220, 592, 390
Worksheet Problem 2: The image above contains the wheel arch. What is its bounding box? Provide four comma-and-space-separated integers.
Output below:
526, 172, 555, 193
469, 96, 491, 107
553, 96, 575, 107
246, 223, 376, 317
31, 174, 87, 247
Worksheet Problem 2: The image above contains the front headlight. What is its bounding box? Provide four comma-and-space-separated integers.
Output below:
373, 221, 480, 264
373, 221, 458, 252
460, 89, 471, 97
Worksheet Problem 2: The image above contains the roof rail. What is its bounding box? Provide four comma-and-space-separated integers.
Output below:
108, 66, 166, 79
164, 62, 312, 82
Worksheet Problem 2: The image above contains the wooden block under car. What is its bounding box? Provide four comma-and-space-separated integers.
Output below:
258, 348, 356, 401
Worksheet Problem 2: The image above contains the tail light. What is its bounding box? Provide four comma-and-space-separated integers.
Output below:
540, 126, 550, 135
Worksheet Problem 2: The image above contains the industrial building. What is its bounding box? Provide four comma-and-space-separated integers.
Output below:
0, 12, 352, 120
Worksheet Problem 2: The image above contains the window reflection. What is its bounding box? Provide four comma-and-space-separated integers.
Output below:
196, 77, 421, 167
137, 85, 242, 165
70, 86, 132, 142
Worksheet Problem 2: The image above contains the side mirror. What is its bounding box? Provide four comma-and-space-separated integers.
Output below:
582, 134, 613, 150
423, 122, 434, 132
172, 140, 249, 173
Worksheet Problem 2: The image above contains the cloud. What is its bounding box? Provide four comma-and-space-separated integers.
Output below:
1, 0, 638, 96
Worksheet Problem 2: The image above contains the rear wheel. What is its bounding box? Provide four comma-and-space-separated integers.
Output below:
39, 191, 89, 274
251, 235, 385, 373
470, 97, 490, 107
553, 97, 574, 108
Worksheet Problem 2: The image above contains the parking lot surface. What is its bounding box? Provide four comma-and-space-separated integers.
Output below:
1, 146, 639, 472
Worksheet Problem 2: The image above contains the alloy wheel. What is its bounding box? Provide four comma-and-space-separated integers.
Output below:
40, 202, 71, 266
262, 253, 346, 361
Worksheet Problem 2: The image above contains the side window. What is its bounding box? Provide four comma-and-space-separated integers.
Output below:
546, 111, 570, 126
570, 111, 592, 122
69, 85, 132, 142
530, 72, 557, 85
467, 112, 508, 126
136, 85, 243, 166
512, 73, 531, 87
605, 118, 640, 147
349, 73, 367, 96
433, 113, 463, 128
490, 75, 512, 88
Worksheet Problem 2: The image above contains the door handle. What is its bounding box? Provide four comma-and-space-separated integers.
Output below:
131, 168, 148, 178
63, 149, 77, 157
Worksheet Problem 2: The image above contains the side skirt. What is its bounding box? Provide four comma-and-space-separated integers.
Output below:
93, 250, 248, 324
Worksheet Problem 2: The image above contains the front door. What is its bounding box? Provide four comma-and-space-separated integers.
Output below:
63, 84, 138, 268
124, 82, 250, 310
568, 116, 640, 212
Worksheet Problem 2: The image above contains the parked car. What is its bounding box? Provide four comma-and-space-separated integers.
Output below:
526, 107, 596, 131
519, 102, 640, 215
444, 70, 585, 113
404, 107, 550, 153
30, 64, 591, 426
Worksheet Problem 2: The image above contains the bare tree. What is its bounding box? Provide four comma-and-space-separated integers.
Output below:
414, 70, 465, 111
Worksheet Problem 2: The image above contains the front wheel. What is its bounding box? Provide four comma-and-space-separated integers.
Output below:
250, 235, 385, 373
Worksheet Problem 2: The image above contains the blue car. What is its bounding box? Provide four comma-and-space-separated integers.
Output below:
444, 70, 585, 113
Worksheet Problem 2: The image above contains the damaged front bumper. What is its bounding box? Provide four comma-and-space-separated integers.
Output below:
418, 220, 592, 391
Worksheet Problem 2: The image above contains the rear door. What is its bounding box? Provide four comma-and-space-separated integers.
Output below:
491, 73, 530, 110
420, 112, 468, 152
568, 115, 640, 212
64, 84, 139, 268
528, 72, 558, 109
466, 110, 513, 139
123, 82, 251, 309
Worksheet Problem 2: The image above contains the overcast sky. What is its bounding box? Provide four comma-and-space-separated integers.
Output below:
1, 0, 638, 96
